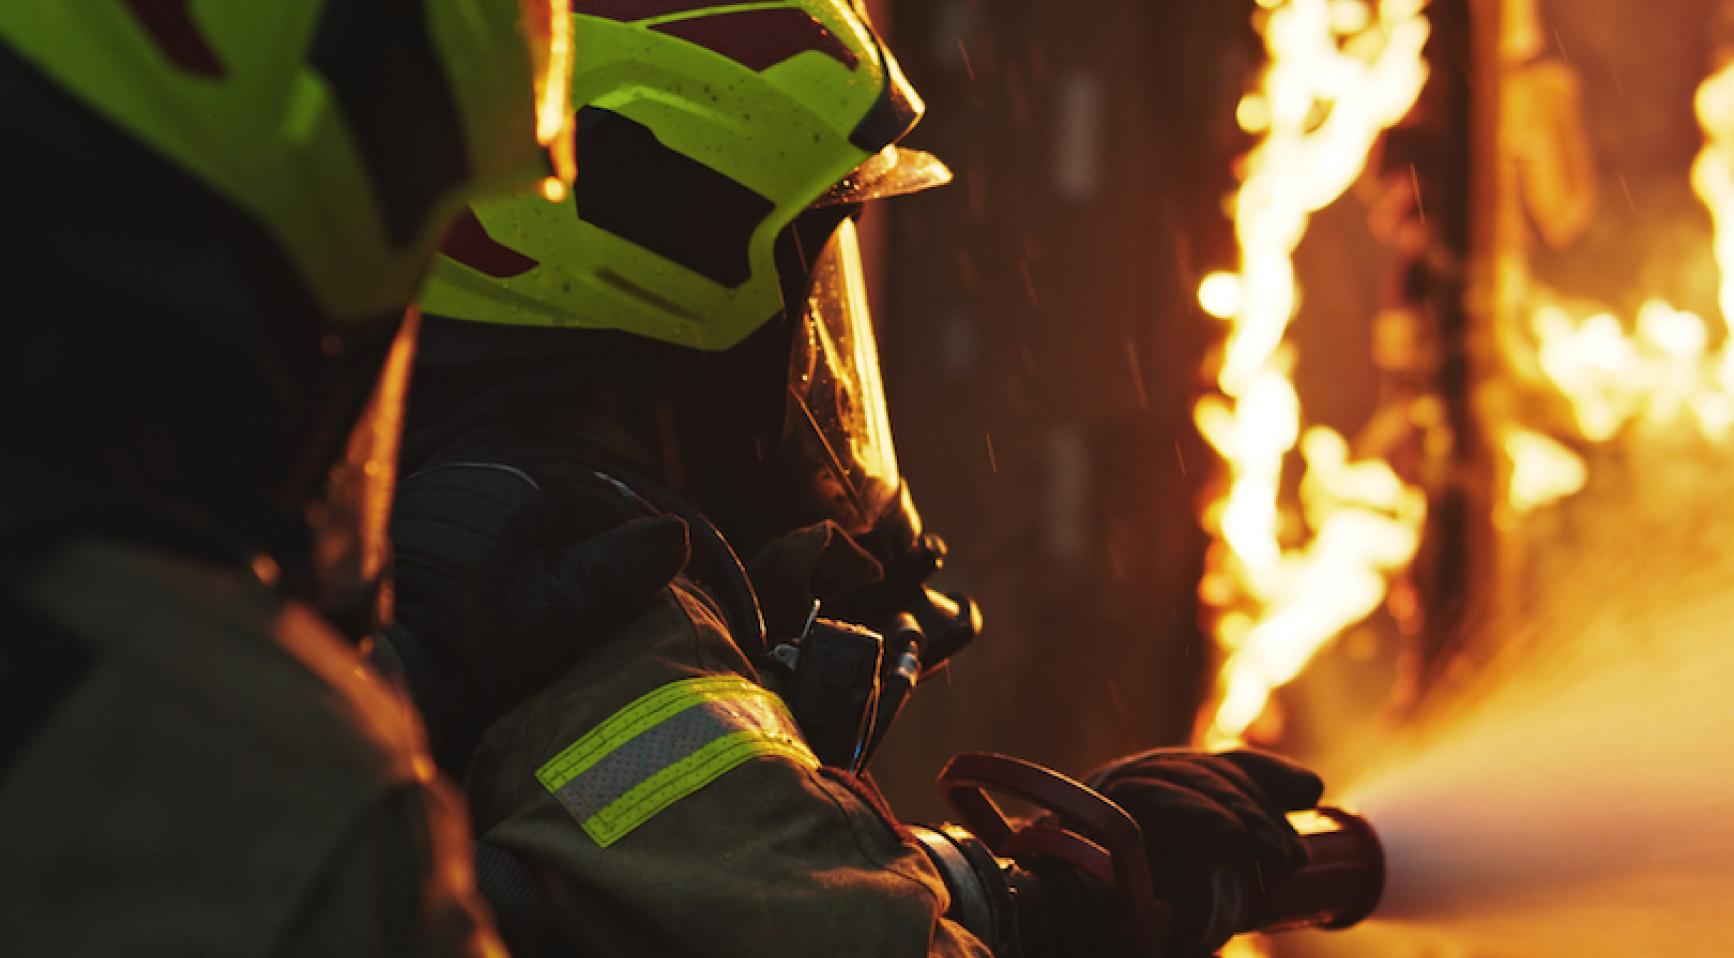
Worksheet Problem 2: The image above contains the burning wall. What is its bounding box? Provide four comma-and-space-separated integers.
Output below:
1193, 0, 1434, 751
873, 0, 1734, 948
1201, 0, 1734, 954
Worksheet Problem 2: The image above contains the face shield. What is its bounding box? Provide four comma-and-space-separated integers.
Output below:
781, 146, 952, 536
780, 150, 983, 696
784, 218, 900, 534
814, 145, 954, 208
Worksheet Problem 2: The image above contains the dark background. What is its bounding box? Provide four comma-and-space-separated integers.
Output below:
864, 0, 1264, 821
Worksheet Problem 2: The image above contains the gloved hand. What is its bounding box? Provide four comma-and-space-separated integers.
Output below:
1085, 748, 1325, 955
1088, 748, 1323, 871
384, 460, 691, 771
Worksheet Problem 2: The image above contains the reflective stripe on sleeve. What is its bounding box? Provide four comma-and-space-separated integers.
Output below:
535, 676, 817, 847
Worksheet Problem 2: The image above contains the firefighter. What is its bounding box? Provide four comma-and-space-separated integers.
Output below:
0, 2, 575, 953
391, 2, 1325, 955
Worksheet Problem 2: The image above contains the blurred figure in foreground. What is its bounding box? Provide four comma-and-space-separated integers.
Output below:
0, 2, 572, 953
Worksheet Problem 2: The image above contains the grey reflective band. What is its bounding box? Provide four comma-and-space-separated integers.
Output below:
536, 676, 817, 847
548, 698, 760, 824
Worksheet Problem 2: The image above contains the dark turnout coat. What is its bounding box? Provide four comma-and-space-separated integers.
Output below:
0, 538, 502, 958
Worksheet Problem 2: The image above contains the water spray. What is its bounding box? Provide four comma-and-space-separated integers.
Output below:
1317, 473, 1734, 958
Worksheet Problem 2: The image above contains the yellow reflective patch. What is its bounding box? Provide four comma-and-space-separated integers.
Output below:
536, 676, 816, 847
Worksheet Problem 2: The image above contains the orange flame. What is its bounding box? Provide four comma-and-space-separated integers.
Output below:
1194, 0, 1433, 750
1508, 60, 1734, 509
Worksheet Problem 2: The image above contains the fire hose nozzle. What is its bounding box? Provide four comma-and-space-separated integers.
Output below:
1260, 807, 1386, 932
938, 753, 1386, 956
1195, 807, 1385, 949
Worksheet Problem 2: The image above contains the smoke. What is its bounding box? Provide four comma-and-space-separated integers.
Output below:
1333, 456, 1734, 957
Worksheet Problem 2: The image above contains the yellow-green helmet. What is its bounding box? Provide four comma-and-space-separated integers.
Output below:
0, 0, 578, 324
0, 0, 577, 622
422, 0, 945, 350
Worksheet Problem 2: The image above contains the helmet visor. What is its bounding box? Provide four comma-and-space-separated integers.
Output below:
785, 218, 901, 534
813, 147, 953, 208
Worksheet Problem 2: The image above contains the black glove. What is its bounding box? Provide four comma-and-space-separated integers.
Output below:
386, 460, 691, 771
1085, 748, 1324, 955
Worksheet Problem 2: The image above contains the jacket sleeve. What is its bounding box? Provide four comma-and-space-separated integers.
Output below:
279, 779, 507, 958
463, 580, 994, 958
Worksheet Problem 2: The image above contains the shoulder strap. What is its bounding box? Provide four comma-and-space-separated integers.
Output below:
402, 434, 767, 654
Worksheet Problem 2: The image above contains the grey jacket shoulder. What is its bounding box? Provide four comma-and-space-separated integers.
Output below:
0, 539, 448, 957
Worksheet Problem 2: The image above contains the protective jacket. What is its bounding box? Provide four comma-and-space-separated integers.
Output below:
392, 426, 992, 957
0, 537, 504, 958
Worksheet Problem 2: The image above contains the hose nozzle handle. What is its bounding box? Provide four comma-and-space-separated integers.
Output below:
938, 752, 1173, 955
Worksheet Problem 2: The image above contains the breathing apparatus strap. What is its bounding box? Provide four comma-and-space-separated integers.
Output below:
585, 467, 767, 656
404, 433, 767, 653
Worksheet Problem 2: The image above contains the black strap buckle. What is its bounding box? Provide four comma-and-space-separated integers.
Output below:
769, 602, 883, 772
